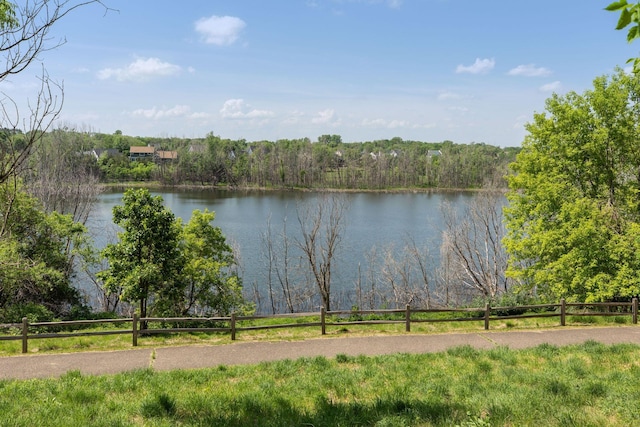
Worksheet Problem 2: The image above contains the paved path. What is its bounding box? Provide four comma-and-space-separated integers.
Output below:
2, 326, 640, 380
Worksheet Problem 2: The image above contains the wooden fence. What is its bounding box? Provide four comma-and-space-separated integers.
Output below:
1, 298, 637, 353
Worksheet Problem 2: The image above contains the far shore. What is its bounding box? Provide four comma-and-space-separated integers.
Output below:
99, 182, 508, 194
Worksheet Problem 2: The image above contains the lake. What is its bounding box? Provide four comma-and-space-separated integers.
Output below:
87, 189, 482, 312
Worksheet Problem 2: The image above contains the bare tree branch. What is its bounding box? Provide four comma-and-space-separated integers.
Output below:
0, 0, 112, 184
295, 194, 348, 311
440, 191, 510, 300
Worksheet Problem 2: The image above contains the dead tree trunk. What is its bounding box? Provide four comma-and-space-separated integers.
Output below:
296, 194, 348, 311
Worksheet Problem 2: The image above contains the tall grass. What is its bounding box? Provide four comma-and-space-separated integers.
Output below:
1, 341, 639, 426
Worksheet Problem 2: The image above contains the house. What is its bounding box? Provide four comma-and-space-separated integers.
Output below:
129, 145, 178, 162
427, 149, 442, 158
129, 145, 155, 161
156, 150, 178, 161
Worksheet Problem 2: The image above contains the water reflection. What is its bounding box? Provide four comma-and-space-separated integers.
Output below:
89, 189, 483, 311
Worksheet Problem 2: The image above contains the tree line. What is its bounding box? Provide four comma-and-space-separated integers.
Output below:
37, 130, 519, 190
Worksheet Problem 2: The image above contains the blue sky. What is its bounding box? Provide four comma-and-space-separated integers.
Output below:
2, 1, 634, 146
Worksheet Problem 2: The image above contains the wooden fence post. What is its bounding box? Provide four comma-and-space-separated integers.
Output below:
231, 313, 236, 341
132, 313, 138, 347
560, 299, 566, 326
484, 303, 490, 330
21, 317, 28, 354
633, 298, 638, 325
321, 307, 326, 335
405, 305, 411, 332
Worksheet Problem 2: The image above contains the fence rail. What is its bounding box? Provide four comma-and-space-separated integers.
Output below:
1, 298, 637, 353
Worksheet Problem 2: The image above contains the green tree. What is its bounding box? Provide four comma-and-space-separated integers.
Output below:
99, 189, 247, 320
0, 0, 16, 29
317, 134, 342, 147
99, 189, 183, 321
504, 69, 640, 302
161, 209, 248, 316
0, 181, 89, 322
0, 0, 112, 320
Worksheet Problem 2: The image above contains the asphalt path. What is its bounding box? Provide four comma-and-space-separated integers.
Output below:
2, 326, 640, 380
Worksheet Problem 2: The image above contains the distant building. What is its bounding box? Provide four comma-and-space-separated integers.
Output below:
156, 150, 178, 161
129, 145, 178, 162
129, 145, 155, 161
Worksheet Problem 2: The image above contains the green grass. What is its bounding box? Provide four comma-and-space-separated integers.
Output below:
1, 341, 639, 426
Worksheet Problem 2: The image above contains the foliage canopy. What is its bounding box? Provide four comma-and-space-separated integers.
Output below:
99, 189, 248, 319
0, 181, 89, 322
99, 189, 182, 319
505, 68, 640, 302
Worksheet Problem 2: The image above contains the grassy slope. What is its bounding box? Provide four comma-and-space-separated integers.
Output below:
1, 341, 639, 426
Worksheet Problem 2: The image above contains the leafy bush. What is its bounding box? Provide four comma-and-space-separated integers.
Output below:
0, 303, 55, 323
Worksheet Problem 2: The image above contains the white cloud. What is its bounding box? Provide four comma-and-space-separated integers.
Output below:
387, 119, 408, 128
220, 99, 274, 119
508, 64, 552, 77
190, 112, 211, 119
98, 57, 181, 82
131, 105, 202, 120
312, 109, 339, 125
362, 118, 408, 129
195, 15, 246, 46
455, 58, 495, 74
540, 81, 561, 92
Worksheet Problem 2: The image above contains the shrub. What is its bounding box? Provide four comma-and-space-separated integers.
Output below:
0, 303, 55, 323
